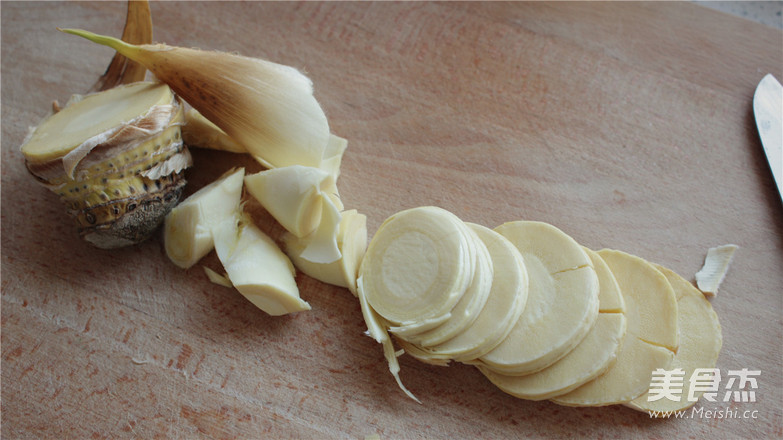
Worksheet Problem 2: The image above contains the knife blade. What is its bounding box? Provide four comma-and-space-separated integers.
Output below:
753, 73, 783, 203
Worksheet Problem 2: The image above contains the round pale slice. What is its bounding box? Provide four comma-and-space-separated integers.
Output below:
388, 314, 453, 339
586, 247, 625, 313
479, 248, 626, 400
21, 81, 174, 163
383, 217, 480, 337
402, 223, 529, 362
401, 226, 494, 347
597, 250, 678, 349
358, 206, 475, 326
552, 337, 674, 407
552, 249, 678, 406
482, 314, 626, 400
475, 221, 599, 375
625, 265, 722, 413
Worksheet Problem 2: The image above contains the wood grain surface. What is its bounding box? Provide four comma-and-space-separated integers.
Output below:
2, 2, 782, 438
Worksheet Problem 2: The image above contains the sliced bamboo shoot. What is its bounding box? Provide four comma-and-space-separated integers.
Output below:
213, 216, 310, 316
319, 134, 348, 211
244, 165, 333, 238
597, 250, 678, 350
20, 81, 190, 248
357, 277, 420, 402
552, 249, 678, 406
475, 221, 599, 376
395, 338, 451, 367
358, 206, 475, 326
625, 265, 722, 413
203, 266, 233, 288
322, 178, 345, 212
22, 82, 174, 164
396, 223, 529, 363
586, 247, 626, 313
298, 195, 342, 264
400, 225, 493, 347
479, 248, 626, 400
283, 209, 367, 295
482, 314, 626, 400
552, 337, 674, 407
41, 106, 185, 187
182, 106, 348, 191
164, 168, 245, 269
320, 134, 348, 181
387, 314, 453, 340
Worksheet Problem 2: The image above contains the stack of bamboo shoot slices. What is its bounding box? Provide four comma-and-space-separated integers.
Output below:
359, 207, 489, 333
551, 250, 679, 406
474, 221, 600, 375
478, 248, 627, 400
357, 206, 722, 410
358, 208, 603, 392
396, 223, 530, 363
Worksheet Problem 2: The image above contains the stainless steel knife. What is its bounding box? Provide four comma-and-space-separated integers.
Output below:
753, 73, 783, 203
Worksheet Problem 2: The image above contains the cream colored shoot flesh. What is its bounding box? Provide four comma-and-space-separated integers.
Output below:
626, 265, 722, 413
203, 266, 233, 288
480, 248, 626, 400
320, 134, 348, 182
244, 165, 333, 238
181, 108, 246, 154
387, 313, 452, 339
695, 244, 738, 296
283, 209, 368, 294
477, 221, 599, 375
298, 194, 342, 264
213, 217, 309, 316
587, 247, 626, 313
356, 277, 420, 402
21, 82, 174, 163
164, 168, 245, 269
411, 223, 529, 362
359, 206, 474, 326
553, 249, 678, 406
405, 225, 494, 347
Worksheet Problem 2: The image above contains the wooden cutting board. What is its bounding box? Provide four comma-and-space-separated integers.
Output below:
2, 2, 781, 438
